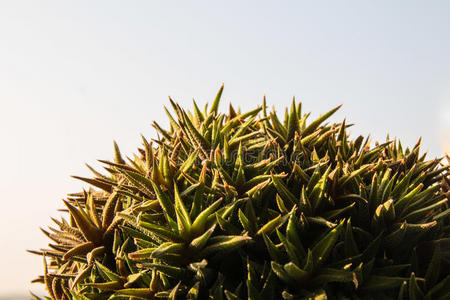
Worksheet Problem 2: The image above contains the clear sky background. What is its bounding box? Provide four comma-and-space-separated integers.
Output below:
1, 1, 450, 296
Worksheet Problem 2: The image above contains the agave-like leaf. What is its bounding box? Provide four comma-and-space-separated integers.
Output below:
31, 88, 450, 299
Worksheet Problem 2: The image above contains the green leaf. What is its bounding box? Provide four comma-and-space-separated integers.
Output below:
173, 183, 191, 236
139, 263, 185, 279
63, 241, 95, 260
310, 166, 331, 211
271, 261, 294, 284
299, 186, 312, 216
71, 175, 113, 193
116, 288, 153, 297
151, 242, 185, 259
62, 200, 102, 243
271, 175, 297, 206
310, 268, 355, 286
286, 98, 299, 141
138, 220, 180, 242
302, 104, 342, 137
338, 164, 372, 187
70, 265, 93, 289
101, 192, 120, 230
284, 262, 309, 282
311, 220, 343, 266
128, 247, 155, 260
282, 236, 302, 267
402, 199, 448, 223
150, 180, 176, 220
199, 235, 251, 256
262, 233, 285, 262
397, 280, 408, 300
95, 261, 122, 282
247, 277, 263, 300
409, 272, 424, 300
83, 281, 123, 290
286, 213, 306, 257
119, 169, 154, 196
322, 202, 355, 220
257, 215, 282, 235
210, 83, 224, 115
189, 225, 216, 251
343, 219, 359, 257
191, 198, 223, 234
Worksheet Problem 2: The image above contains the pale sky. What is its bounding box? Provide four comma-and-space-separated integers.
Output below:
1, 1, 450, 296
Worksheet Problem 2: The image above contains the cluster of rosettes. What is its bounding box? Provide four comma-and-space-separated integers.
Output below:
31, 85, 450, 299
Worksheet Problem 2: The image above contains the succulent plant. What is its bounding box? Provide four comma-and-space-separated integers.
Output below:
30, 85, 450, 299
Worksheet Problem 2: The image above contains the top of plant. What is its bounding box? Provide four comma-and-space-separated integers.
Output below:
31, 85, 450, 300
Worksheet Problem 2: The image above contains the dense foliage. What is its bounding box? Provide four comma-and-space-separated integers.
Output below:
31, 86, 450, 299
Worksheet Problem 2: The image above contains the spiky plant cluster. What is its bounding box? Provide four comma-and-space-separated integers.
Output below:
31, 85, 450, 299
